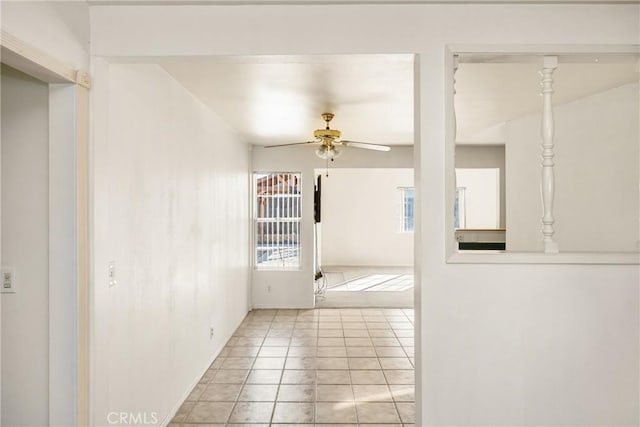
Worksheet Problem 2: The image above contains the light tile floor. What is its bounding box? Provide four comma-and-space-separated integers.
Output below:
170, 308, 415, 426
317, 268, 414, 308
328, 274, 413, 292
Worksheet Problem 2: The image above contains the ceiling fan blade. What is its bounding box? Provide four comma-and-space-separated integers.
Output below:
340, 140, 391, 152
263, 141, 319, 148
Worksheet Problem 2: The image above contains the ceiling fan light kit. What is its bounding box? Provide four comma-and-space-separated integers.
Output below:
264, 112, 392, 161
316, 145, 342, 161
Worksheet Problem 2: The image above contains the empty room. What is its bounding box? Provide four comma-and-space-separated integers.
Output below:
1, 1, 639, 427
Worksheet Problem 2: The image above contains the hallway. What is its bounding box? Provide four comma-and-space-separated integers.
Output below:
171, 308, 415, 426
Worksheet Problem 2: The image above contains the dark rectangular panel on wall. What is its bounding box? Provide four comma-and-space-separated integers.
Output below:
458, 242, 506, 251
314, 175, 321, 223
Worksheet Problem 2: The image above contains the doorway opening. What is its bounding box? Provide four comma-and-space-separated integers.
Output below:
94, 53, 420, 426
313, 167, 415, 308
1, 48, 89, 425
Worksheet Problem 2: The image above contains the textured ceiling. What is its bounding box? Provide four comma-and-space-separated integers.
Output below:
161, 55, 415, 146
160, 54, 638, 146
456, 60, 639, 142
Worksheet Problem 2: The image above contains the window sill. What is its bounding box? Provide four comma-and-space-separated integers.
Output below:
447, 251, 640, 265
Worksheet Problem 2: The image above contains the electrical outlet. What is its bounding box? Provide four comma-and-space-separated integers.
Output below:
1, 268, 16, 293
267, 285, 271, 293
209, 327, 214, 340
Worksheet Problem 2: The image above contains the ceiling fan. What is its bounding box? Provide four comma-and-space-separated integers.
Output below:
264, 112, 391, 161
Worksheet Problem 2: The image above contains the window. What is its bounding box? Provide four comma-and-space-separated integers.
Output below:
254, 173, 301, 269
454, 187, 466, 229
400, 187, 414, 232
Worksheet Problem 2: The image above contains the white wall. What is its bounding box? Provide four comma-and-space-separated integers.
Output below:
506, 82, 639, 252
0, 1, 90, 70
48, 83, 82, 427
91, 63, 250, 425
252, 145, 413, 308
90, 4, 640, 425
456, 144, 506, 228
456, 168, 500, 229
1, 65, 50, 426
321, 168, 414, 267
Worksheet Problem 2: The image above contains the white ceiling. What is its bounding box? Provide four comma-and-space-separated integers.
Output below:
456, 60, 639, 142
160, 54, 638, 147
161, 55, 415, 146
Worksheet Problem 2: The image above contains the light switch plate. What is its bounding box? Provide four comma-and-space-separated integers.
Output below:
1, 268, 16, 293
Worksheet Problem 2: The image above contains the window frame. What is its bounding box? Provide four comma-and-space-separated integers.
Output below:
253, 172, 302, 271
399, 186, 415, 233
445, 44, 640, 265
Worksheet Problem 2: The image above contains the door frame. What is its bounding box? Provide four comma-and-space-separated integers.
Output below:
1, 30, 90, 426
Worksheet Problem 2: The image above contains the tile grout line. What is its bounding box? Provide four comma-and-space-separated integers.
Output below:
269, 309, 295, 426
389, 309, 414, 426
264, 311, 280, 426
179, 308, 414, 426
347, 310, 359, 425
388, 309, 411, 426
225, 310, 272, 425
375, 310, 404, 425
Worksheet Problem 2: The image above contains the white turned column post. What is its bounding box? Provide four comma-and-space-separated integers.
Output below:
540, 56, 559, 253
453, 55, 460, 237
453, 54, 459, 141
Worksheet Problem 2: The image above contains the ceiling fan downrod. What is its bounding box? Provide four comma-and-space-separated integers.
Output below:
321, 112, 334, 130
